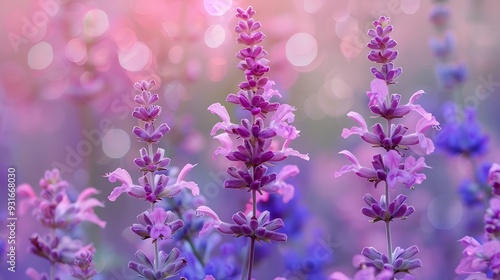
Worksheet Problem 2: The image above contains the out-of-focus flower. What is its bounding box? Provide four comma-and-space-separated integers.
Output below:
29, 234, 91, 265
484, 198, 500, 240
456, 236, 500, 275
71, 248, 97, 280
18, 170, 106, 230
129, 248, 187, 279
362, 246, 422, 274
488, 163, 500, 196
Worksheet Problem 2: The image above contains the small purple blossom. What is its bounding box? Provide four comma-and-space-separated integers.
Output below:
131, 207, 184, 241
335, 150, 429, 189
367, 16, 401, 84
456, 236, 500, 275
195, 206, 287, 243
362, 193, 415, 223
225, 165, 277, 193
106, 165, 199, 202
71, 248, 97, 280
29, 234, 92, 265
362, 245, 422, 274
484, 198, 500, 240
129, 248, 187, 279
18, 172, 106, 230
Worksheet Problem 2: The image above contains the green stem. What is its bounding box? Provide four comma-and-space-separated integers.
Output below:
50, 228, 56, 280
385, 182, 393, 263
247, 190, 257, 280
186, 235, 205, 267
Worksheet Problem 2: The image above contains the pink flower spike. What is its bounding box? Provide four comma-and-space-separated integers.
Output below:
204, 276, 216, 280
105, 168, 135, 201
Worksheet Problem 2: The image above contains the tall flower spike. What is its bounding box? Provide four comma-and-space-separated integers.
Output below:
198, 6, 308, 279
107, 80, 198, 279
334, 16, 436, 278
367, 16, 402, 84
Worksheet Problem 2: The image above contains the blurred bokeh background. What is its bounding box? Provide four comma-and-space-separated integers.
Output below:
1, 0, 500, 279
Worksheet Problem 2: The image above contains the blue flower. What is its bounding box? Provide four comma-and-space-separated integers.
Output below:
436, 105, 488, 157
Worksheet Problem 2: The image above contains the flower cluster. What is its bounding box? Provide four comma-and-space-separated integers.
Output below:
18, 168, 104, 280
196, 6, 308, 279
334, 16, 438, 278
429, 2, 467, 90
106, 80, 199, 279
456, 164, 500, 279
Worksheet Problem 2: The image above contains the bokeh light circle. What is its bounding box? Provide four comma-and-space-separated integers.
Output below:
285, 33, 318, 67
65, 38, 88, 64
102, 129, 130, 159
118, 41, 151, 71
204, 25, 226, 48
401, 0, 421, 15
28, 42, 53, 70
83, 9, 109, 37
427, 193, 463, 230
204, 0, 232, 16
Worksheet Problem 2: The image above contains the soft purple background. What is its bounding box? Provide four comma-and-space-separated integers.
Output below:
1, 0, 500, 279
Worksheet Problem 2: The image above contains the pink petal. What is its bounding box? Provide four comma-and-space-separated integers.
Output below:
175, 164, 199, 196
370, 78, 389, 99
342, 112, 369, 138
276, 165, 300, 181
329, 272, 351, 280
213, 133, 233, 159
208, 103, 231, 135
195, 206, 221, 236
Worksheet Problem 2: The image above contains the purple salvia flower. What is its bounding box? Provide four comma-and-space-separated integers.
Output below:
335, 150, 429, 189
29, 234, 92, 265
106, 164, 199, 202
17, 178, 106, 230
200, 7, 307, 279
195, 206, 286, 243
362, 245, 422, 274
134, 147, 171, 173
131, 207, 184, 241
71, 248, 97, 280
362, 193, 415, 223
107, 80, 199, 278
335, 16, 437, 277
456, 236, 500, 275
129, 248, 187, 280
484, 197, 500, 240
366, 16, 402, 84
